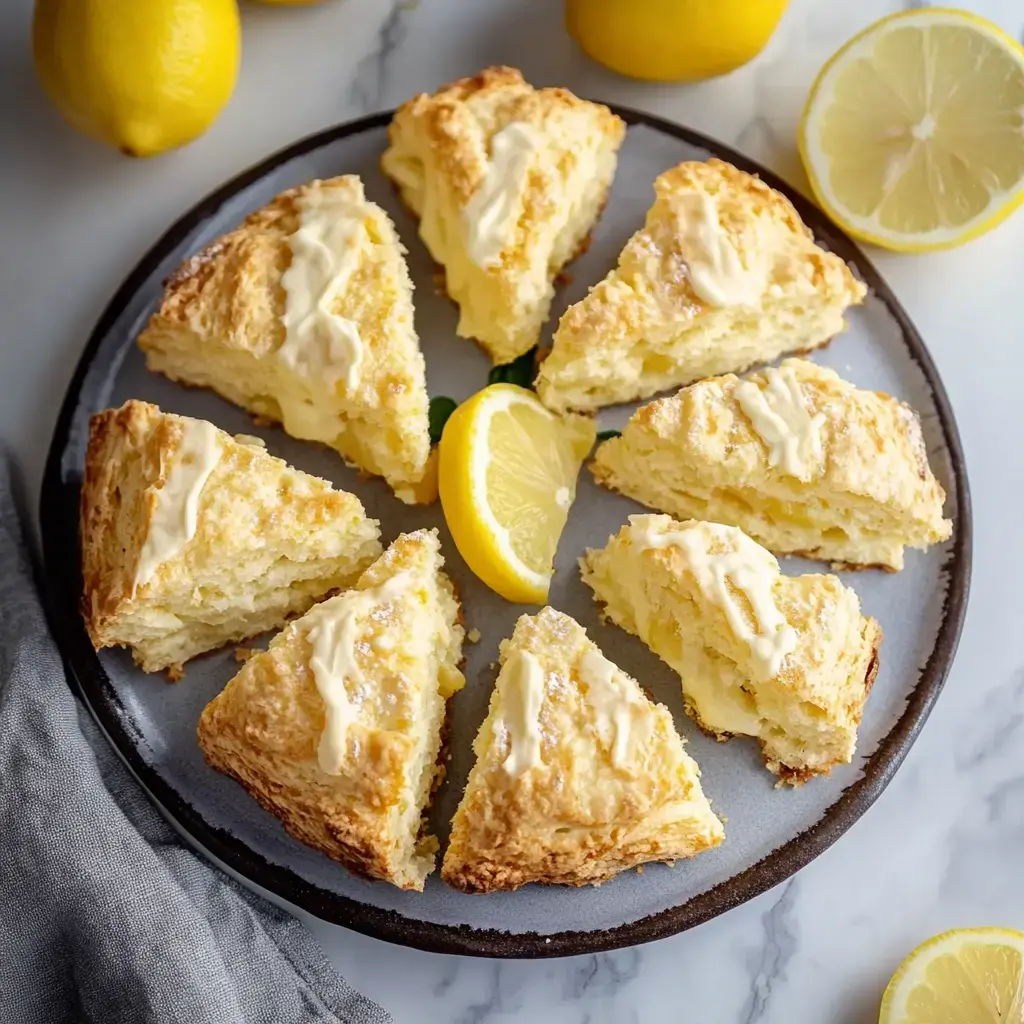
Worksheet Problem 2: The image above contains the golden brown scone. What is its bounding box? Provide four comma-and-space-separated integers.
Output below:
442, 607, 724, 893
80, 400, 381, 675
536, 159, 868, 412
581, 516, 882, 783
381, 66, 626, 365
137, 175, 432, 503
592, 359, 952, 571
198, 530, 465, 891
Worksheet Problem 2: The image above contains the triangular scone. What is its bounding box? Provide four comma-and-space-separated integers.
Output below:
381, 66, 625, 365
536, 159, 867, 412
442, 607, 724, 893
581, 516, 882, 783
197, 530, 465, 891
80, 401, 382, 675
137, 175, 432, 503
593, 359, 952, 571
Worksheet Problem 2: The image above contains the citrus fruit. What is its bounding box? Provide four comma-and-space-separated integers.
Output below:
33, 0, 241, 157
800, 8, 1024, 251
565, 0, 789, 83
438, 385, 596, 604
880, 927, 1024, 1023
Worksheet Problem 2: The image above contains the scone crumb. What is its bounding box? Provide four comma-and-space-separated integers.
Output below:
234, 646, 255, 664
467, 627, 482, 644
165, 665, 184, 684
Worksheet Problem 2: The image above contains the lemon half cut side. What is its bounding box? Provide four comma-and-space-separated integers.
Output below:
879, 927, 1024, 1024
800, 8, 1024, 251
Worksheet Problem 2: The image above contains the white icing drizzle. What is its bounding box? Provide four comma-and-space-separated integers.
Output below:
631, 520, 796, 679
735, 366, 826, 480
279, 184, 367, 409
134, 420, 221, 590
579, 648, 643, 768
304, 572, 412, 775
677, 192, 767, 307
464, 122, 537, 268
498, 649, 545, 776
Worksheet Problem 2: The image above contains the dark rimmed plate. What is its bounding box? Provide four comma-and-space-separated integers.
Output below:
40, 107, 971, 958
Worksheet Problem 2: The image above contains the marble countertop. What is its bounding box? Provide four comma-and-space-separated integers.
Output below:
3, 0, 1022, 1020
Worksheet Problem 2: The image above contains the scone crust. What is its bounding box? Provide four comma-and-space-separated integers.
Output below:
442, 607, 724, 893
80, 400, 380, 669
592, 358, 952, 569
384, 66, 624, 207
537, 159, 868, 411
382, 66, 626, 363
137, 175, 432, 496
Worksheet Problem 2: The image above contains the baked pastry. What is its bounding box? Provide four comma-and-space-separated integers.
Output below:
442, 606, 724, 893
197, 529, 465, 891
581, 515, 882, 782
137, 175, 433, 503
381, 66, 626, 365
80, 401, 381, 676
536, 159, 867, 412
592, 359, 952, 571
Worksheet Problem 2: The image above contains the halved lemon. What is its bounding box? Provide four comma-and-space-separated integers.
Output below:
438, 384, 596, 604
880, 927, 1024, 1023
800, 9, 1024, 251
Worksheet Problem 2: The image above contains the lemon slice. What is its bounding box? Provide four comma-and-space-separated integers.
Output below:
800, 9, 1024, 251
438, 384, 596, 604
880, 927, 1024, 1023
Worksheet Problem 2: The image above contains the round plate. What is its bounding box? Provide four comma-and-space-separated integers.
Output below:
40, 107, 971, 957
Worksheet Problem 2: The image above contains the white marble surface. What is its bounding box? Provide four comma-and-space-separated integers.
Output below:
2, 0, 1022, 1020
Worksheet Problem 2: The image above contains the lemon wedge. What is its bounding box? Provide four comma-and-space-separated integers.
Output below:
800, 9, 1024, 251
880, 927, 1024, 1023
438, 385, 595, 604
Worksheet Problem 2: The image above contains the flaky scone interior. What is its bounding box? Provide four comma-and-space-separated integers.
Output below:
592, 359, 952, 571
80, 400, 382, 675
581, 516, 881, 783
198, 530, 465, 891
442, 606, 724, 894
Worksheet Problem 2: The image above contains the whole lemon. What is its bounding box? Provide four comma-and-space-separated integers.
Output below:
566, 0, 789, 82
33, 0, 241, 157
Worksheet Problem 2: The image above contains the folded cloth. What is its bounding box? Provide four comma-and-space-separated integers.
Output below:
0, 455, 392, 1024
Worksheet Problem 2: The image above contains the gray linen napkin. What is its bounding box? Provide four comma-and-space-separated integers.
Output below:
0, 454, 392, 1024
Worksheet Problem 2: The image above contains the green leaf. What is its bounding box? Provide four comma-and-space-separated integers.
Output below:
428, 396, 458, 444
596, 429, 622, 441
487, 347, 538, 390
